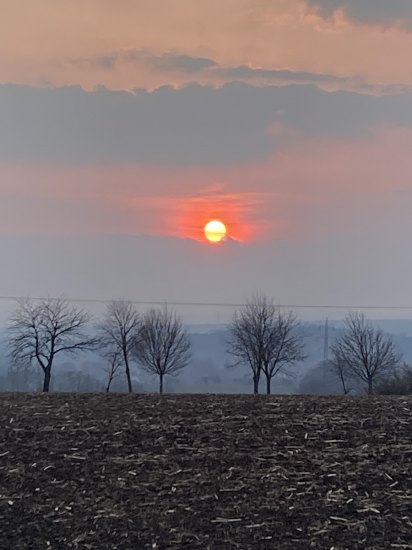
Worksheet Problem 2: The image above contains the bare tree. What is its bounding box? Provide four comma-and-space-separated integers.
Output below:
228, 295, 305, 394
97, 301, 140, 393
8, 297, 97, 392
228, 296, 269, 394
103, 350, 122, 393
331, 312, 401, 395
134, 308, 190, 394
329, 356, 352, 395
262, 310, 305, 395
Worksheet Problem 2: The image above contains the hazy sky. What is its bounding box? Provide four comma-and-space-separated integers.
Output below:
1, 0, 412, 321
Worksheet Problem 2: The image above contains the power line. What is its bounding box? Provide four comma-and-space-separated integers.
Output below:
1, 294, 412, 311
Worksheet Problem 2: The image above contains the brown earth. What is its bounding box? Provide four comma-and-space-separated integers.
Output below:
0, 393, 411, 549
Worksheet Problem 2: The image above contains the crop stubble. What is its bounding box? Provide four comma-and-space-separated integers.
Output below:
0, 394, 411, 549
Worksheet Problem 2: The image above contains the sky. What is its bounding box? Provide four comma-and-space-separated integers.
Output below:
1, 0, 412, 322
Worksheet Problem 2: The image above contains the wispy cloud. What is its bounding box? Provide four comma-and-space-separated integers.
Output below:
72, 50, 217, 74
71, 50, 368, 90
71, 55, 117, 70
125, 50, 217, 73
215, 65, 347, 86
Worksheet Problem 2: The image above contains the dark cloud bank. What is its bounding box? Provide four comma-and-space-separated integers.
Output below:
1, 83, 412, 165
307, 0, 412, 28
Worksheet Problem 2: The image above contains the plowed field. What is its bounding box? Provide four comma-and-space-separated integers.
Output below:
0, 394, 411, 549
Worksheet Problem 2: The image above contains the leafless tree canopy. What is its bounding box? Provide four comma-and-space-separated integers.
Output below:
261, 310, 305, 394
97, 301, 140, 393
228, 295, 305, 394
134, 308, 191, 394
329, 356, 352, 395
103, 350, 122, 393
8, 297, 96, 392
331, 312, 402, 395
228, 296, 271, 394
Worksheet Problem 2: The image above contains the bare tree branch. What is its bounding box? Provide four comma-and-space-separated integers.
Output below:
328, 357, 352, 395
262, 310, 305, 394
8, 297, 97, 392
102, 350, 123, 393
134, 307, 190, 394
97, 301, 140, 393
228, 295, 305, 394
331, 312, 402, 395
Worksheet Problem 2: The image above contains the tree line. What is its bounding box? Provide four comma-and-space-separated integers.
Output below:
8, 298, 190, 394
4, 295, 406, 395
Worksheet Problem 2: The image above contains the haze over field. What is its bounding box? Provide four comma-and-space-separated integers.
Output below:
1, 0, 412, 323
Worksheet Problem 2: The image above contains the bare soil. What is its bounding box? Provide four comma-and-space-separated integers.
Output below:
0, 393, 411, 549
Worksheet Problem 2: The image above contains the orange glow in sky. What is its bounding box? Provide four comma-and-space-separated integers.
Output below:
176, 194, 256, 243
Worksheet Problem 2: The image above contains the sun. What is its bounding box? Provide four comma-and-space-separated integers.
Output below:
204, 220, 227, 243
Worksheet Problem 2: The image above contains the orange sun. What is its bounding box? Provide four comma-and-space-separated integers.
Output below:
204, 220, 227, 243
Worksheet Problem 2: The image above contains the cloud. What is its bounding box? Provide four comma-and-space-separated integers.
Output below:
3, 1, 412, 92
1, 83, 412, 166
71, 55, 117, 70
1, 126, 412, 241
132, 51, 217, 73
306, 0, 412, 29
73, 50, 369, 90
216, 65, 347, 86
74, 50, 217, 74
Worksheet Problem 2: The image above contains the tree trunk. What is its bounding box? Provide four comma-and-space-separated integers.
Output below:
106, 376, 112, 393
339, 372, 349, 395
266, 376, 271, 395
253, 374, 259, 395
368, 378, 373, 395
124, 354, 133, 393
159, 374, 164, 394
43, 367, 51, 393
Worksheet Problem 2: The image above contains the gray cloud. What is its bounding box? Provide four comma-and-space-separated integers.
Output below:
75, 50, 217, 73
1, 83, 412, 165
71, 55, 117, 70
136, 51, 217, 73
307, 0, 412, 28
92, 55, 117, 70
74, 50, 354, 87
217, 65, 347, 85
